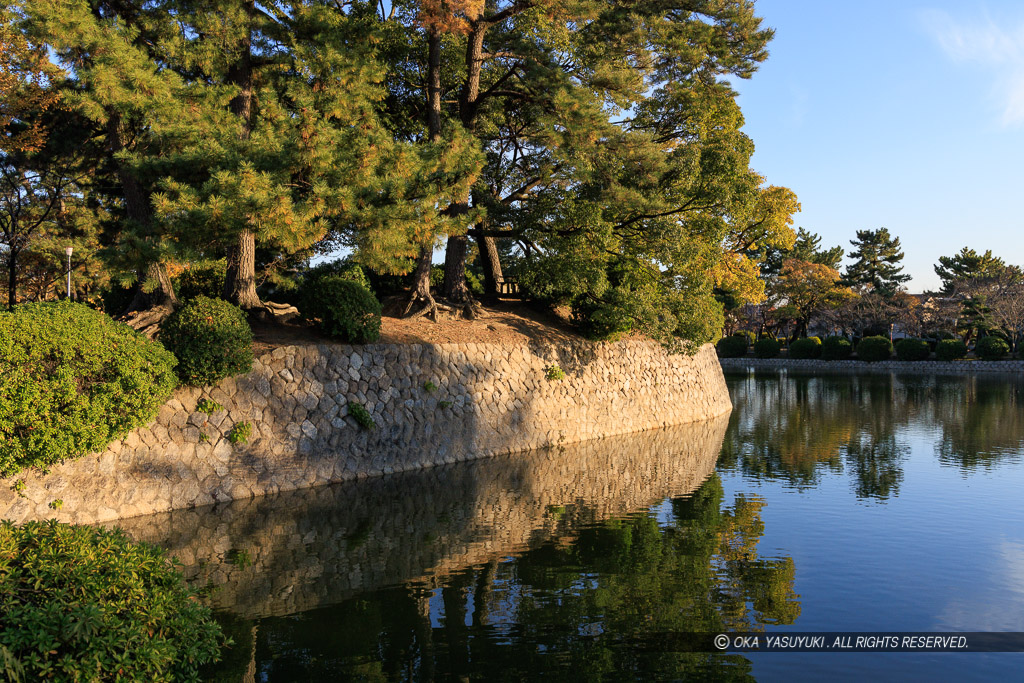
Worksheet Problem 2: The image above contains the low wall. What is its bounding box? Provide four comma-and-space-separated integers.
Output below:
720, 357, 1024, 374
1, 339, 731, 524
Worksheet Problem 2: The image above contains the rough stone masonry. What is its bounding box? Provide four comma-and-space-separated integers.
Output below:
0, 339, 732, 524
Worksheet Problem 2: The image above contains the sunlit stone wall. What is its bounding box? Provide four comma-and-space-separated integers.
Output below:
0, 339, 731, 524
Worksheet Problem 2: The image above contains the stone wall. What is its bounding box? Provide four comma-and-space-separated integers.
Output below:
720, 357, 1024, 374
1, 339, 731, 524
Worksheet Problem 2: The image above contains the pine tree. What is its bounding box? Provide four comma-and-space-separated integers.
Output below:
934, 247, 1006, 294
844, 228, 911, 296
373, 0, 797, 344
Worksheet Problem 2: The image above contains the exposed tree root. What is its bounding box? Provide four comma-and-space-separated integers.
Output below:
251, 300, 300, 323
121, 304, 173, 339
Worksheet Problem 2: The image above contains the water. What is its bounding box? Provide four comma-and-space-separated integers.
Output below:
119, 370, 1024, 681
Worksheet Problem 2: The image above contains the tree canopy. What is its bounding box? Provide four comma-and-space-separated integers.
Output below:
843, 227, 910, 297
3, 0, 803, 350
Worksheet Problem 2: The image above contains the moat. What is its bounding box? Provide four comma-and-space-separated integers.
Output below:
118, 370, 1024, 681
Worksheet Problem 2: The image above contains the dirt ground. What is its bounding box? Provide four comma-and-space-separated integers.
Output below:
250, 299, 582, 354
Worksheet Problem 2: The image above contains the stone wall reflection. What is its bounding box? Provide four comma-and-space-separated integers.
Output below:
114, 415, 729, 619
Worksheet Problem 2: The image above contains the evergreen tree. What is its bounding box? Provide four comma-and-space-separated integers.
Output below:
934, 247, 1006, 294
374, 0, 798, 343
843, 227, 911, 296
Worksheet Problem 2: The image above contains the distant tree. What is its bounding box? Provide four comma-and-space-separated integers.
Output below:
844, 228, 911, 296
771, 258, 852, 340
934, 247, 1006, 295
760, 227, 842, 278
989, 266, 1024, 352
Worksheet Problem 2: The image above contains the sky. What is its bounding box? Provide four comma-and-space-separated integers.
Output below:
731, 0, 1024, 292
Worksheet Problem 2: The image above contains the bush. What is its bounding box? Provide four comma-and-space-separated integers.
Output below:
975, 335, 1010, 361
300, 276, 382, 343
715, 334, 748, 358
0, 520, 224, 682
820, 336, 853, 360
0, 301, 177, 477
856, 335, 892, 362
935, 338, 968, 361
304, 257, 372, 293
787, 336, 822, 359
753, 337, 781, 358
160, 296, 254, 386
173, 259, 227, 300
895, 338, 930, 361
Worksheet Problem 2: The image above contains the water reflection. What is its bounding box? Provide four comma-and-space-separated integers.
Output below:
116, 416, 731, 618
112, 414, 808, 680
233, 474, 797, 682
720, 371, 1024, 498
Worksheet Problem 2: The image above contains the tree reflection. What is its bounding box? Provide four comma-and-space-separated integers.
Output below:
932, 377, 1024, 471
207, 475, 798, 681
721, 373, 914, 500
722, 371, 1024, 496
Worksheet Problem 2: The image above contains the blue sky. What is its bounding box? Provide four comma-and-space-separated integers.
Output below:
733, 0, 1024, 292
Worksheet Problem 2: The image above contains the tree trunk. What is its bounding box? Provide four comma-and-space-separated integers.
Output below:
402, 242, 439, 319
223, 229, 261, 308
400, 28, 444, 318
7, 248, 17, 309
224, 1, 262, 310
107, 114, 177, 315
441, 22, 488, 306
442, 233, 473, 306
475, 231, 504, 302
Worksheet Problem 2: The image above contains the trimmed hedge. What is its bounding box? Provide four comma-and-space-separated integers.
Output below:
0, 520, 224, 682
975, 335, 1010, 361
715, 334, 748, 358
788, 336, 822, 359
856, 335, 892, 362
0, 301, 177, 477
895, 338, 930, 361
935, 339, 968, 361
754, 337, 782, 358
300, 276, 382, 343
160, 296, 254, 386
821, 336, 853, 360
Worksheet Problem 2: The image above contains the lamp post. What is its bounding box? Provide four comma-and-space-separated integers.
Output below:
65, 246, 73, 299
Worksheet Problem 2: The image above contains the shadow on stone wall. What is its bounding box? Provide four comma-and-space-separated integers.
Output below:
1, 340, 730, 524
113, 414, 729, 619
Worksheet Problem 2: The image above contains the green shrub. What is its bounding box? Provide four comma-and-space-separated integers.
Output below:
160, 296, 253, 386
895, 338, 930, 361
715, 334, 748, 358
820, 336, 853, 360
546, 364, 566, 380
348, 402, 375, 429
734, 329, 757, 346
0, 301, 177, 477
935, 338, 968, 361
300, 276, 382, 343
753, 337, 781, 358
788, 336, 822, 359
173, 259, 227, 301
227, 421, 252, 445
304, 257, 371, 293
856, 335, 892, 362
975, 335, 1010, 361
0, 520, 225, 682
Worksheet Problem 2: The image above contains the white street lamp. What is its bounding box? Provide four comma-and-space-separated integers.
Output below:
65, 246, 73, 299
